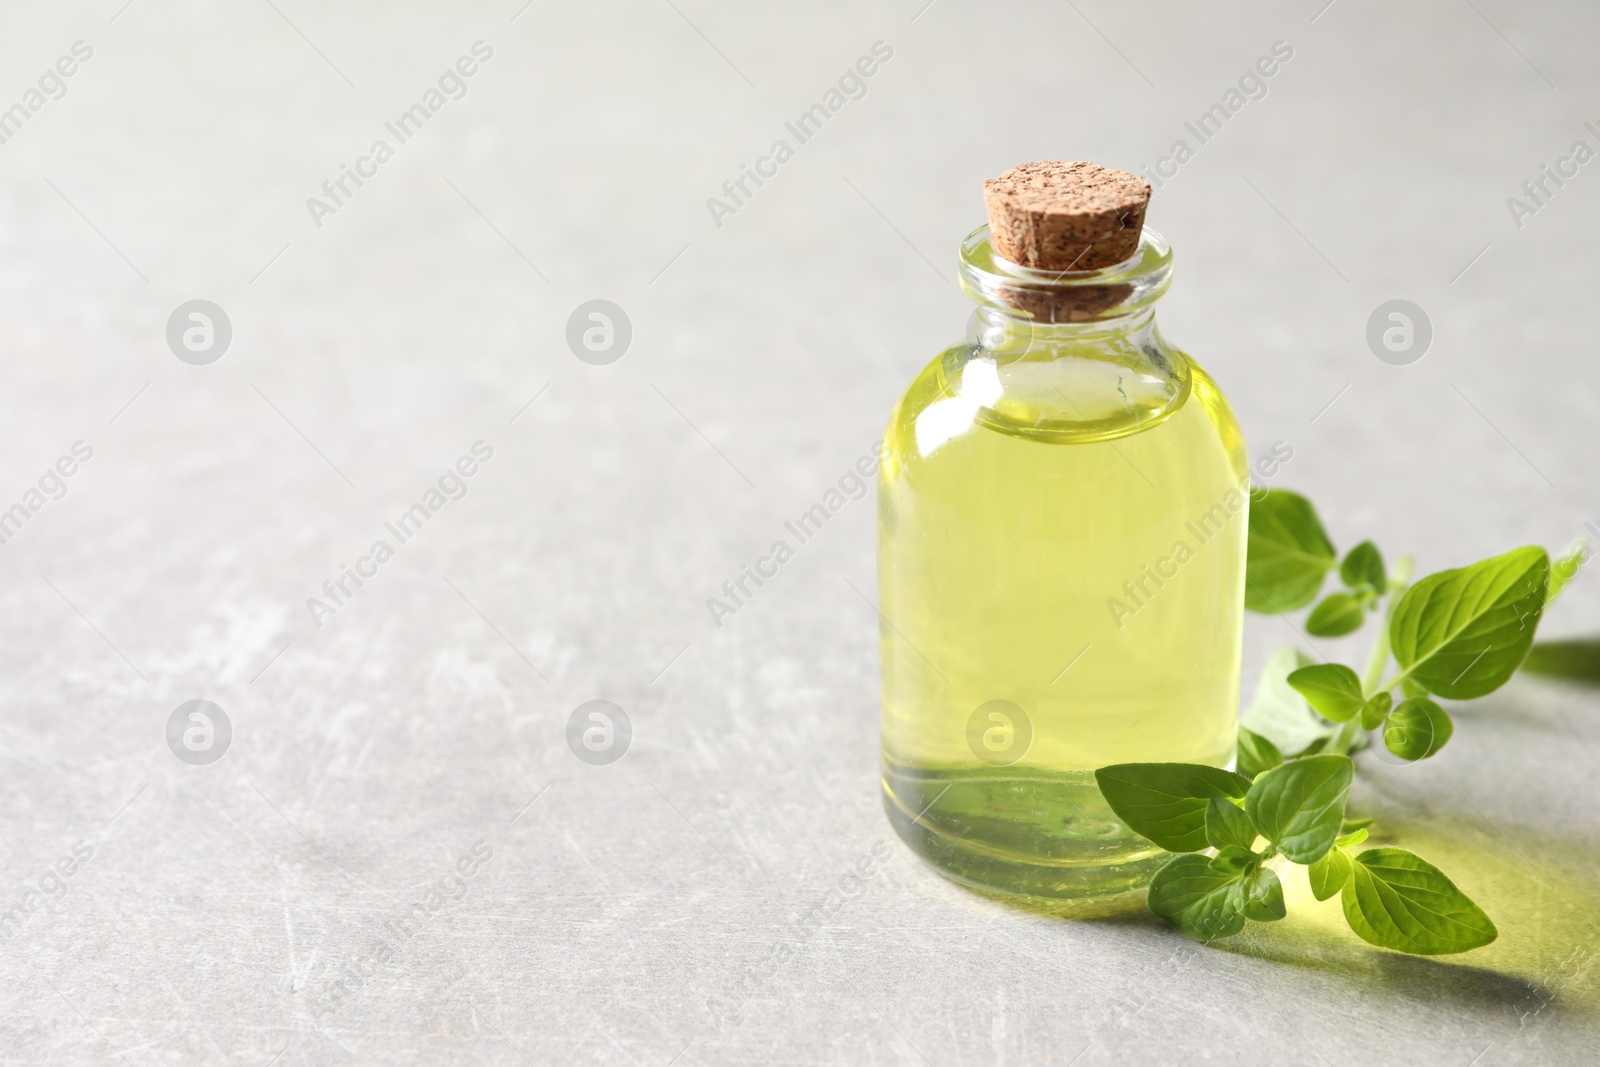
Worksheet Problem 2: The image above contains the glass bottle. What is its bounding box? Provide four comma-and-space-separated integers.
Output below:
877, 222, 1249, 903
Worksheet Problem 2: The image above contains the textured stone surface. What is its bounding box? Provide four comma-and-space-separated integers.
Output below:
1, 2, 1597, 1064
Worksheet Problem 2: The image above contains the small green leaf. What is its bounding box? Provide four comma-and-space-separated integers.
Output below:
1341, 816, 1374, 833
1306, 593, 1367, 637
1341, 848, 1497, 954
1390, 546, 1549, 699
1287, 663, 1366, 723
1245, 490, 1337, 613
1292, 736, 1330, 757
1205, 797, 1259, 851
1308, 846, 1353, 901
1336, 827, 1369, 847
1235, 726, 1283, 779
1382, 698, 1454, 761
1340, 541, 1388, 594
1147, 854, 1247, 941
1234, 865, 1286, 922
1209, 844, 1258, 875
1361, 691, 1392, 731
1245, 755, 1353, 864
1094, 764, 1253, 853
1242, 647, 1341, 755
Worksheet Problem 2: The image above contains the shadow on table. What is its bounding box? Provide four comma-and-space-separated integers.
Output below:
1522, 638, 1600, 685
967, 812, 1600, 1024
981, 650, 1600, 1024
986, 824, 1600, 1024
1209, 808, 1600, 1026
1215, 645, 1600, 1021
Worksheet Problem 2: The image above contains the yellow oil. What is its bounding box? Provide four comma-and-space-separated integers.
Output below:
878, 330, 1248, 902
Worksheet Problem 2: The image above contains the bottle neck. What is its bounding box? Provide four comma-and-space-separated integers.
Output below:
970, 303, 1160, 354
944, 227, 1187, 443
958, 224, 1173, 326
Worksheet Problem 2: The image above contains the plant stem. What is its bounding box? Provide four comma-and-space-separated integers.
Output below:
1333, 555, 1414, 755
1331, 715, 1361, 756
1360, 611, 1394, 696
1363, 555, 1414, 693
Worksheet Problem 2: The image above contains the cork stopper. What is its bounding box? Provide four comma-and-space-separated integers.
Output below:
983, 161, 1151, 272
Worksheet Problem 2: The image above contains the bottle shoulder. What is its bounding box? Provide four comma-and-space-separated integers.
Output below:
1183, 357, 1249, 482
883, 333, 1246, 481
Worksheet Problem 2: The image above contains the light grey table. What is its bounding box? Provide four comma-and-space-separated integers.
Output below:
2, 1, 1598, 1063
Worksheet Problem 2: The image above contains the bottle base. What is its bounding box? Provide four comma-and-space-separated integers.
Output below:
882, 762, 1168, 907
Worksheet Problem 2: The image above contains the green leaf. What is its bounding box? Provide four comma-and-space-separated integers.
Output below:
1234, 865, 1286, 921
1287, 663, 1366, 723
1361, 691, 1392, 731
1336, 827, 1369, 847
1292, 736, 1330, 757
1094, 764, 1253, 853
1245, 490, 1337, 613
1402, 677, 1428, 699
1243, 647, 1341, 755
1308, 847, 1353, 901
1306, 593, 1367, 637
1235, 726, 1283, 779
1147, 854, 1246, 941
1390, 546, 1550, 699
1341, 848, 1497, 955
1209, 844, 1258, 875
1522, 639, 1600, 685
1244, 755, 1353, 864
1340, 540, 1388, 594
1382, 698, 1454, 761
1205, 797, 1259, 851
1341, 816, 1374, 833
